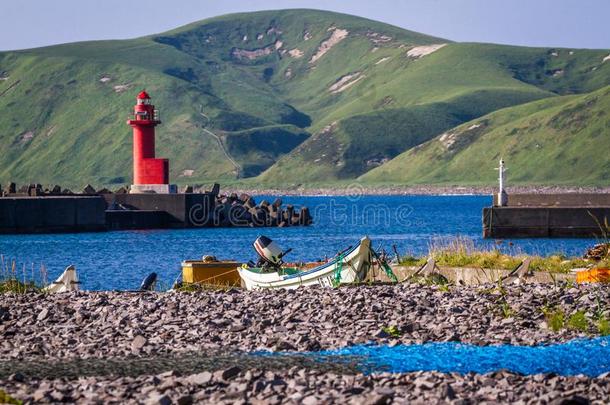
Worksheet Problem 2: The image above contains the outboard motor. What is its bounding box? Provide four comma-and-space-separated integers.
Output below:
253, 236, 292, 270
140, 272, 158, 291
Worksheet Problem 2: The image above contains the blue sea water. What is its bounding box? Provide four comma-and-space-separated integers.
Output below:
270, 337, 610, 377
0, 195, 599, 290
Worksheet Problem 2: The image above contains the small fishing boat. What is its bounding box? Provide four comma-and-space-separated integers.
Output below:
43, 265, 80, 293
238, 236, 372, 290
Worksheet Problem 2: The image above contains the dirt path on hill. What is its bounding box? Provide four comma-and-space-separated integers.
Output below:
199, 109, 241, 178
0, 79, 20, 97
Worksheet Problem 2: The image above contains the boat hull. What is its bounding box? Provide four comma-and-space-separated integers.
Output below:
238, 237, 371, 290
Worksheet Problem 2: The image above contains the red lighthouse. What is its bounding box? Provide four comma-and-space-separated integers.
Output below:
127, 91, 175, 193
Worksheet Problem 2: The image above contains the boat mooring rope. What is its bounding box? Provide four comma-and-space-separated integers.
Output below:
333, 253, 344, 287
371, 248, 398, 283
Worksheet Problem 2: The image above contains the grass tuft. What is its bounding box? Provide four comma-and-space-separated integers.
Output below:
567, 310, 589, 332
542, 306, 565, 332
0, 390, 22, 405
399, 236, 603, 273
597, 317, 610, 336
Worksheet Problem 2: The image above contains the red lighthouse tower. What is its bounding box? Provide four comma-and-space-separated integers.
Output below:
127, 91, 175, 193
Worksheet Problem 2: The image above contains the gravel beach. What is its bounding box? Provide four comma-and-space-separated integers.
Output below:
1, 283, 609, 403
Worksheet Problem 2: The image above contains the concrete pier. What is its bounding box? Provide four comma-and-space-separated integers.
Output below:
0, 196, 107, 234
0, 189, 312, 233
483, 194, 610, 238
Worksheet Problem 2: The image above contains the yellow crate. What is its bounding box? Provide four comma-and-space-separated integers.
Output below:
181, 260, 242, 286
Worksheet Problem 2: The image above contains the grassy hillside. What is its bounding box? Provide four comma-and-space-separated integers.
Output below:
360, 86, 610, 186
0, 9, 608, 188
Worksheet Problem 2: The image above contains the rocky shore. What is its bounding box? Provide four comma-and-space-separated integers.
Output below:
1, 283, 609, 403
221, 185, 610, 197
2, 368, 607, 404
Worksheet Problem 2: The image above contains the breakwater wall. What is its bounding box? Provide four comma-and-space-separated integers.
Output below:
0, 196, 106, 234
484, 194, 610, 238
0, 183, 312, 234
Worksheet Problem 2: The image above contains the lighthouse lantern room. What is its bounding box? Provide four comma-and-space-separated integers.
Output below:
127, 91, 176, 194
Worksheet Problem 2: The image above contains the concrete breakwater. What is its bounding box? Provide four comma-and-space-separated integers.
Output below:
1, 284, 609, 403
0, 183, 312, 233
484, 193, 610, 238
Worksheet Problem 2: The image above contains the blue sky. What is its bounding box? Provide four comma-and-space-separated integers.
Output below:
1, 0, 609, 51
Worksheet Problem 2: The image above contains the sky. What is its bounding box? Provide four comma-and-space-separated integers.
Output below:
1, 0, 609, 51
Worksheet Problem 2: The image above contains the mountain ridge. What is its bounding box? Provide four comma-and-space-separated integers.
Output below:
0, 9, 608, 188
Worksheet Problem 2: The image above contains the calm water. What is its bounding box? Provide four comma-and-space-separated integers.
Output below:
269, 337, 610, 377
0, 195, 598, 290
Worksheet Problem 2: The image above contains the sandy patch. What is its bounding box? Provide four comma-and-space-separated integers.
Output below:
366, 157, 390, 167
329, 72, 364, 94
232, 42, 281, 60
267, 27, 282, 35
439, 131, 456, 149
406, 44, 447, 58
288, 49, 304, 58
45, 125, 56, 137
366, 32, 392, 45
603, 54, 610, 63
439, 122, 485, 150
375, 57, 391, 65
113, 84, 132, 93
310, 28, 349, 64
18, 131, 34, 145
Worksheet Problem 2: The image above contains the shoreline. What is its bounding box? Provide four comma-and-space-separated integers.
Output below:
219, 185, 610, 197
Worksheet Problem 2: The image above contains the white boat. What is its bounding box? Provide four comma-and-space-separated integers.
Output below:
238, 237, 372, 290
43, 265, 80, 293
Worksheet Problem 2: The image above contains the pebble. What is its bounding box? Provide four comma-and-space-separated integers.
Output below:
0, 284, 608, 403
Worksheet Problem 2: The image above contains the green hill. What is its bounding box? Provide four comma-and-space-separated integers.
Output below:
360, 85, 610, 186
0, 9, 608, 187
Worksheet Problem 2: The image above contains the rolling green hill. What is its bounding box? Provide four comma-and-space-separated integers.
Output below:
360, 85, 610, 186
0, 9, 608, 188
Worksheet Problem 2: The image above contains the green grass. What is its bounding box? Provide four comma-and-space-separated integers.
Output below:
361, 85, 610, 186
543, 307, 566, 332
567, 310, 589, 332
0, 279, 40, 294
598, 317, 610, 336
0, 9, 609, 187
399, 236, 596, 273
0, 390, 22, 405
381, 325, 402, 338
